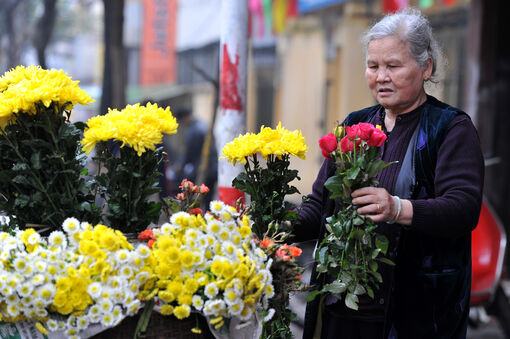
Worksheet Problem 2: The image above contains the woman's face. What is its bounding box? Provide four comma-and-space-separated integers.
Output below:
365, 36, 432, 116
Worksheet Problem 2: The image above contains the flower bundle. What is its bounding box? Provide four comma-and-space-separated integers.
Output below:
81, 102, 178, 157
0, 66, 99, 231
164, 179, 210, 216
0, 218, 151, 338
222, 123, 308, 339
308, 123, 394, 310
82, 102, 178, 233
137, 201, 275, 333
0, 65, 93, 129
221, 122, 308, 238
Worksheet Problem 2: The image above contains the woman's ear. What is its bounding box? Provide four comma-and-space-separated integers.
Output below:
423, 56, 433, 81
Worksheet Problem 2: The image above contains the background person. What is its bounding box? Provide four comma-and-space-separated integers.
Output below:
294, 8, 484, 339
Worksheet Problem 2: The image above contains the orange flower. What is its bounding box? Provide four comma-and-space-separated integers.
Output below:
260, 237, 275, 249
138, 229, 154, 241
189, 208, 203, 216
147, 239, 155, 248
289, 246, 302, 258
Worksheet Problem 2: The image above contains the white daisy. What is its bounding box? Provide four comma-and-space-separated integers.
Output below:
87, 282, 102, 299
135, 244, 151, 259
27, 232, 41, 245
160, 223, 172, 234
62, 217, 81, 234
48, 231, 67, 248
192, 295, 204, 311
209, 200, 225, 214
46, 319, 59, 331
37, 283, 56, 300
228, 300, 244, 316
76, 316, 89, 330
204, 282, 219, 299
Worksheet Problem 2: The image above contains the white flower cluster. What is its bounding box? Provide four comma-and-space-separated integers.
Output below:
0, 218, 147, 339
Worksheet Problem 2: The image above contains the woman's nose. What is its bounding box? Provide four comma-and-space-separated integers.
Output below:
376, 68, 389, 82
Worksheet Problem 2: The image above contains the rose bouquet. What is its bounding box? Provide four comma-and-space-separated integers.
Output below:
0, 218, 153, 338
0, 66, 100, 231
307, 123, 394, 310
136, 201, 275, 337
81, 102, 178, 233
222, 122, 307, 338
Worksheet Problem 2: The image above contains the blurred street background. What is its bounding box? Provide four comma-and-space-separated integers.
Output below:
1, 0, 510, 337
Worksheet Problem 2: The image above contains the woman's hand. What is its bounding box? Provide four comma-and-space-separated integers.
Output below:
351, 187, 413, 225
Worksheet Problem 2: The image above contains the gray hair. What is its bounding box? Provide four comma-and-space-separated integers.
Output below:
361, 8, 441, 79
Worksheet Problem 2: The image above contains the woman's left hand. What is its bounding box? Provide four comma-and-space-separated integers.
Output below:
351, 187, 397, 223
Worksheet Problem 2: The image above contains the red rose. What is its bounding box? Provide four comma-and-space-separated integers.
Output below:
340, 135, 361, 152
358, 123, 375, 141
318, 133, 338, 159
345, 125, 360, 140
367, 128, 387, 147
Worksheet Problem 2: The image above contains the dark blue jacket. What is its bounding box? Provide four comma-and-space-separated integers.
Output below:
298, 96, 484, 339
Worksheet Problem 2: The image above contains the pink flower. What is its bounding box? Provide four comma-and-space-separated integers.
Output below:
199, 184, 210, 194
318, 133, 338, 159
176, 193, 185, 200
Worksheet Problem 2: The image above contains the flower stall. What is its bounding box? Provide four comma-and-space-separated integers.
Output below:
0, 65, 392, 339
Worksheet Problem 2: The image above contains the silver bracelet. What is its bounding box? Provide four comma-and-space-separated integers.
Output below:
387, 195, 401, 224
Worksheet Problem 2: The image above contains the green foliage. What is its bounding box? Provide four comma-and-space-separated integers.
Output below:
232, 153, 300, 239
0, 103, 101, 231
94, 143, 162, 233
310, 136, 395, 310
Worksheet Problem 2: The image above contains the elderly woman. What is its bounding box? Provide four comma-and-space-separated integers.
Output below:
294, 8, 484, 339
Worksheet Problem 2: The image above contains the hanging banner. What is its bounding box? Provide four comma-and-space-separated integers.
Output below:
298, 0, 347, 14
382, 0, 409, 13
140, 0, 177, 85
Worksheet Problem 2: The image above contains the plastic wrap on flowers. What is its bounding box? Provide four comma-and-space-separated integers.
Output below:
0, 218, 153, 339
137, 201, 275, 336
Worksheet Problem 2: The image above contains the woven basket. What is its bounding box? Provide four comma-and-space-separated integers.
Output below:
91, 312, 215, 339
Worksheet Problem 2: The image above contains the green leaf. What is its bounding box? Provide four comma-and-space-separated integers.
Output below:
345, 293, 359, 310
354, 284, 366, 295
371, 248, 381, 259
306, 290, 323, 302
30, 152, 41, 169
318, 246, 328, 265
80, 168, 89, 175
366, 286, 374, 299
378, 257, 396, 266
369, 261, 378, 272
325, 281, 347, 294
347, 167, 360, 180
324, 176, 343, 194
375, 234, 389, 254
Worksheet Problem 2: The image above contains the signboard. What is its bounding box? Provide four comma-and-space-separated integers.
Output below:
140, 0, 177, 85
298, 0, 347, 13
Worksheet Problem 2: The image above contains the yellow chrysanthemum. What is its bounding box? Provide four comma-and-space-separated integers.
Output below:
0, 65, 94, 130
221, 122, 307, 165
81, 102, 178, 156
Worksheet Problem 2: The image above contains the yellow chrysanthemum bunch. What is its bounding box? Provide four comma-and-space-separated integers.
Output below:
81, 102, 178, 156
139, 201, 274, 330
222, 122, 308, 165
0, 65, 94, 129
0, 218, 149, 338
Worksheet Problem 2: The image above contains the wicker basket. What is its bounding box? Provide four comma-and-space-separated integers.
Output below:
91, 312, 215, 339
